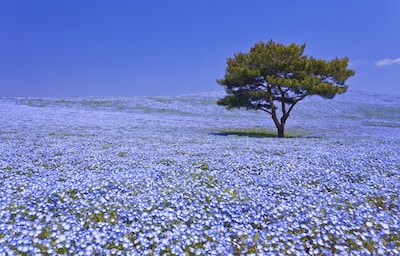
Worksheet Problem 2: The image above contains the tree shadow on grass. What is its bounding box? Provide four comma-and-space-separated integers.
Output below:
211, 129, 320, 138
212, 129, 289, 138
212, 131, 278, 138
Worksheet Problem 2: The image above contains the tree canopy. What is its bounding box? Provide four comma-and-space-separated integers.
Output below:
217, 40, 355, 137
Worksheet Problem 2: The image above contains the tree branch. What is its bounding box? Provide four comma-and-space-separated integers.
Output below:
269, 95, 280, 127
278, 87, 287, 115
260, 108, 272, 115
287, 94, 308, 115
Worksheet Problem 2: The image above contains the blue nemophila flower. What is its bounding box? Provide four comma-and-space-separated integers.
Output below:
1, 94, 399, 254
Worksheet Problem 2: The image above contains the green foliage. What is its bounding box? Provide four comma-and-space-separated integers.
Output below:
56, 247, 69, 254
217, 39, 355, 137
199, 162, 210, 171
38, 226, 51, 240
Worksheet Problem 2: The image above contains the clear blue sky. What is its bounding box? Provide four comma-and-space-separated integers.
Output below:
1, 0, 399, 97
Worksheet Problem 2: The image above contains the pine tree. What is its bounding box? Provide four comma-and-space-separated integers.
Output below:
217, 40, 355, 137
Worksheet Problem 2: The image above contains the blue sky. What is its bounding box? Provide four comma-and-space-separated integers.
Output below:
1, 0, 399, 97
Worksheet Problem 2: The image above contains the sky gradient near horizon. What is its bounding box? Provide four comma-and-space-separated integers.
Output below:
1, 0, 400, 97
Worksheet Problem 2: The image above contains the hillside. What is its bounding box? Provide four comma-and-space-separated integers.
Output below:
1, 90, 400, 139
0, 90, 399, 254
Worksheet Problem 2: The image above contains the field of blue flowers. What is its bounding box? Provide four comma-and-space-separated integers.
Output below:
0, 91, 399, 255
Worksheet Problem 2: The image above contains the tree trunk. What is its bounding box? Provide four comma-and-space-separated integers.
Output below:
269, 96, 287, 138
271, 111, 286, 138
277, 125, 284, 138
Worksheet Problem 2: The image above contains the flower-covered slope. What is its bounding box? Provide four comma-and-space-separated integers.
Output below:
0, 91, 399, 255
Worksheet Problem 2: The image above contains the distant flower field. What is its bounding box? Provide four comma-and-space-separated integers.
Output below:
0, 91, 399, 255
